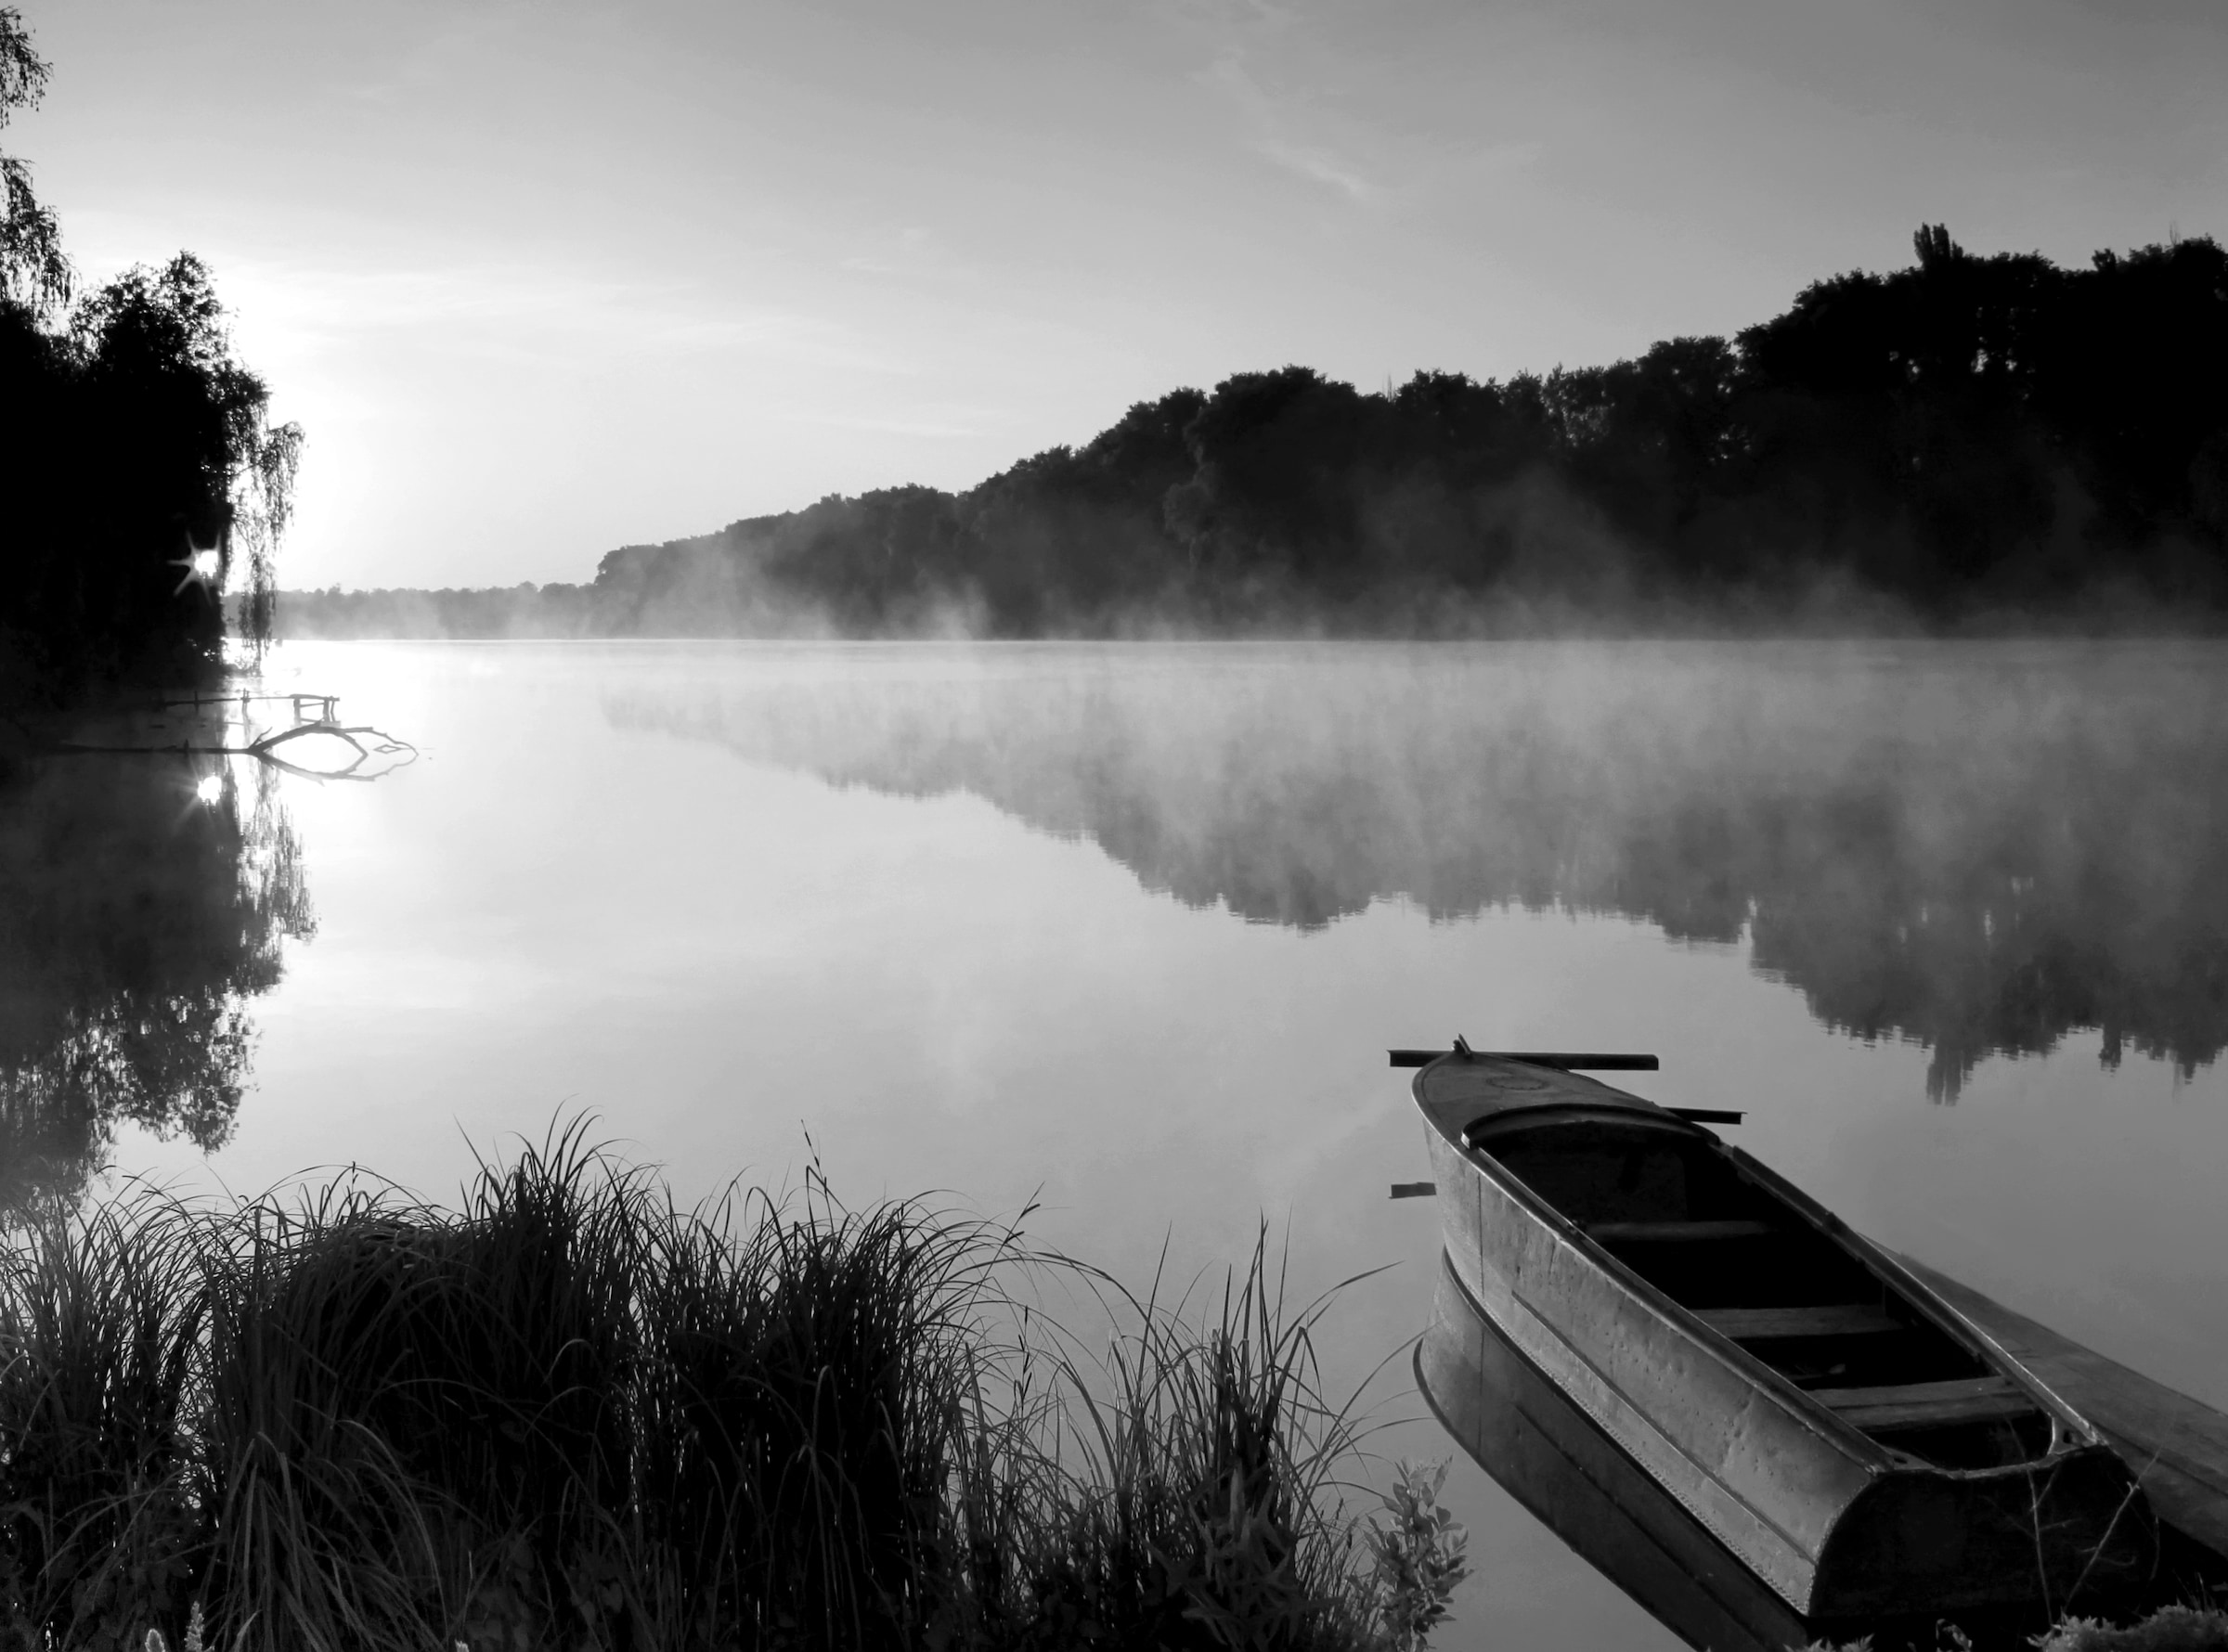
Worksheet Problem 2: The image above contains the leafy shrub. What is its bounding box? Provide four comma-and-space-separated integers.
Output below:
1364, 1460, 1470, 1651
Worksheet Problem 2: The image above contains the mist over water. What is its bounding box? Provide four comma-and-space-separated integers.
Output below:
608, 639, 2228, 1102
33, 638, 2228, 1651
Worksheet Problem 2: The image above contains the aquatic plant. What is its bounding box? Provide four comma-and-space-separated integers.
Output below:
0, 1126, 1430, 1651
980, 1229, 1396, 1652
0, 1193, 202, 1646
189, 1184, 467, 1652
1363, 1459, 1470, 1652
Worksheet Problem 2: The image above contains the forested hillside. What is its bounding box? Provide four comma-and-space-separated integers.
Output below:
284, 226, 2228, 638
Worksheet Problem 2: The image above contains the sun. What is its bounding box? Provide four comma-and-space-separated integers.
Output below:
171, 538, 224, 596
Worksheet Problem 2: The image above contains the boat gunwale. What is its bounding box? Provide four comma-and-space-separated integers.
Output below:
1417, 1053, 2100, 1482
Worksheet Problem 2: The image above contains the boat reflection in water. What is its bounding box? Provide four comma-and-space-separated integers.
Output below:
1407, 1045, 2172, 1652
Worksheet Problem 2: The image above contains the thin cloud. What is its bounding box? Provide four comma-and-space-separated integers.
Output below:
1177, 1, 1546, 209
1201, 51, 1380, 203
338, 2, 536, 106
837, 225, 982, 283
1465, 139, 1545, 176
1252, 133, 1375, 200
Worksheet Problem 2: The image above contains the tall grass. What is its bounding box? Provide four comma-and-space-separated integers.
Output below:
0, 1127, 1431, 1651
976, 1236, 1392, 1652
0, 1197, 202, 1646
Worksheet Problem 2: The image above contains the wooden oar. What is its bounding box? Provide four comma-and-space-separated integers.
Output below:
1386, 1046, 1660, 1070
1386, 1045, 1741, 1124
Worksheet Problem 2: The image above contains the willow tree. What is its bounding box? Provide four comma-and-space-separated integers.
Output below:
0, 6, 299, 701
65, 253, 304, 678
1, 6, 69, 316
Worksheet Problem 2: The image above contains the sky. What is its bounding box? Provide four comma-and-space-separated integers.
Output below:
12, 0, 2228, 589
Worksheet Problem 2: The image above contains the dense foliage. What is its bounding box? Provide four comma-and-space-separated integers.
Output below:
0, 9, 296, 703
285, 225, 2228, 639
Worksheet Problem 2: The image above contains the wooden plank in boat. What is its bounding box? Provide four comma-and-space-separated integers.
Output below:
1813, 1375, 2033, 1431
1587, 1219, 1774, 1243
1695, 1305, 1901, 1341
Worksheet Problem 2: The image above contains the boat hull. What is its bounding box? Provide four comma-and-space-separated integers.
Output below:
1418, 1055, 2157, 1619
1418, 1258, 1814, 1652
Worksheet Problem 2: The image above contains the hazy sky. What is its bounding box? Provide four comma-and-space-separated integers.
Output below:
17, 0, 2228, 588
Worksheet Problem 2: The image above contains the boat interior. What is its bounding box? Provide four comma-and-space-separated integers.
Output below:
1463, 1108, 2058, 1472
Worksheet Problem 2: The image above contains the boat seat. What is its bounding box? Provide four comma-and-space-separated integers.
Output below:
1695, 1305, 1902, 1340
1811, 1375, 2035, 1431
1586, 1220, 1774, 1243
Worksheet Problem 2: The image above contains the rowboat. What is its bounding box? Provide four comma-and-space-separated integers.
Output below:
1405, 1042, 2157, 1621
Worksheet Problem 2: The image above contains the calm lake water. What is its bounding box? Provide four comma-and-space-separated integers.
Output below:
12, 638, 2228, 1649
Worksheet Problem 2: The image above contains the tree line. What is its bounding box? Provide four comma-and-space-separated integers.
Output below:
285, 223, 2228, 639
1, 6, 296, 709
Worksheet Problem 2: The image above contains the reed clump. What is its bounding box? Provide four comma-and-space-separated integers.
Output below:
0, 1125, 1448, 1651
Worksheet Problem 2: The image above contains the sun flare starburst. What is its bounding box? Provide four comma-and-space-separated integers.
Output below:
171, 539, 223, 597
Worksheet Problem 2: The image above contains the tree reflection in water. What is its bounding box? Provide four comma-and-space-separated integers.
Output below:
609, 643, 2228, 1102
0, 739, 313, 1215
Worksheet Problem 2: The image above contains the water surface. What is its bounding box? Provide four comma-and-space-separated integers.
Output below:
13, 639, 2228, 1649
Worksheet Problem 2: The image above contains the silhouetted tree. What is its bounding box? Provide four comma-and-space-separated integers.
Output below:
0, 11, 299, 704
0, 6, 69, 316
616, 230, 2212, 631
